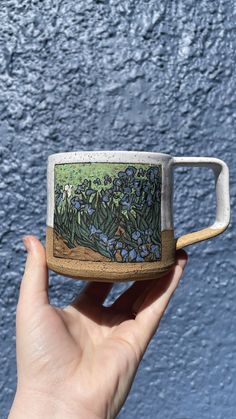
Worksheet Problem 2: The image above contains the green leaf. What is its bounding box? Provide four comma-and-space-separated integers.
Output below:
127, 211, 138, 230
94, 241, 111, 259
109, 222, 120, 237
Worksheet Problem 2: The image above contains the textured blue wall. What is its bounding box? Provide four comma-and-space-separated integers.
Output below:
0, 1, 235, 418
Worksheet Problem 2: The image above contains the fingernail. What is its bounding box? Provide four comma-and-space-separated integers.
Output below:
22, 236, 32, 252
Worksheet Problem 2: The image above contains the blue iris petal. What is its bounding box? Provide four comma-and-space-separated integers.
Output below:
93, 178, 101, 185
71, 198, 82, 210
113, 178, 122, 187
136, 255, 145, 262
116, 241, 123, 249
132, 230, 141, 241
147, 193, 153, 207
85, 189, 96, 196
140, 245, 149, 257
129, 249, 137, 261
76, 184, 85, 193
85, 204, 95, 215
150, 244, 160, 258
100, 233, 109, 244
124, 187, 131, 194
145, 228, 153, 236
118, 171, 126, 178
89, 224, 102, 235
125, 166, 137, 176
121, 248, 129, 261
102, 194, 109, 203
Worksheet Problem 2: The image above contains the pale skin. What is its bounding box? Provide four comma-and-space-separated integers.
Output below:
8, 235, 188, 419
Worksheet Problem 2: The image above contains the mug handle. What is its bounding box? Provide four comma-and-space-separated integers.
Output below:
172, 157, 230, 250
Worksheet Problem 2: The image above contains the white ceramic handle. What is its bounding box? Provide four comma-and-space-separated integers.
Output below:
172, 157, 230, 249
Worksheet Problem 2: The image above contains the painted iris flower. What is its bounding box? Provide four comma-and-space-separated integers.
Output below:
146, 193, 153, 207
104, 175, 112, 184
132, 230, 141, 241
121, 248, 129, 262
75, 184, 85, 193
150, 244, 160, 258
118, 171, 127, 178
93, 178, 101, 185
85, 188, 97, 196
84, 204, 95, 215
125, 166, 137, 176
121, 195, 134, 211
89, 224, 102, 235
147, 166, 159, 181
128, 248, 137, 261
71, 197, 82, 210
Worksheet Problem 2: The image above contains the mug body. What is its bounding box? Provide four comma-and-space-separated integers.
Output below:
46, 151, 176, 281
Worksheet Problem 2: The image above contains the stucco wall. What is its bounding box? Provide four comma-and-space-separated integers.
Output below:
0, 1, 235, 418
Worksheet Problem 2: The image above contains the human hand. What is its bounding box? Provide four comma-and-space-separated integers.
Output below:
8, 235, 188, 419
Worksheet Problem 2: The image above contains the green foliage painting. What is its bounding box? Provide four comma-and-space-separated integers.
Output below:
54, 162, 162, 263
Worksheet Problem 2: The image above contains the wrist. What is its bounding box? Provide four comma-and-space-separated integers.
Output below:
8, 389, 103, 419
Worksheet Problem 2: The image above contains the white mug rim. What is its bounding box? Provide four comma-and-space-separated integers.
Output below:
48, 150, 171, 163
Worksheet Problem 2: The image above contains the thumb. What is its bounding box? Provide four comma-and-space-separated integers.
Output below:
18, 235, 49, 308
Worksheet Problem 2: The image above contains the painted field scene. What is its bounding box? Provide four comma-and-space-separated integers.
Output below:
53, 162, 162, 263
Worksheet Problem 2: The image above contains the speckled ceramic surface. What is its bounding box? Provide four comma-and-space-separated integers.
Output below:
46, 151, 230, 281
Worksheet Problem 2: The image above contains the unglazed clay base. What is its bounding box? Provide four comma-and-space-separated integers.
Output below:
46, 226, 176, 282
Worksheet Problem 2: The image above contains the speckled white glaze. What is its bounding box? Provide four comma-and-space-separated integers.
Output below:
47, 151, 230, 234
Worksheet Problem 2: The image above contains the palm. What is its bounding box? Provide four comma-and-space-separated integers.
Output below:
15, 236, 187, 419
18, 288, 144, 418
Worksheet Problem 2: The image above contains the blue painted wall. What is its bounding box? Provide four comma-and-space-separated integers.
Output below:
0, 1, 235, 418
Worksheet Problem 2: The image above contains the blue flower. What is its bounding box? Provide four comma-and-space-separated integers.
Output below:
129, 248, 137, 261
132, 230, 141, 241
145, 228, 153, 236
75, 184, 85, 193
121, 195, 133, 211
113, 178, 122, 187
133, 202, 143, 210
123, 187, 132, 194
140, 244, 149, 257
100, 233, 109, 244
116, 241, 123, 249
150, 244, 160, 258
84, 204, 95, 215
107, 238, 116, 249
85, 188, 96, 196
125, 166, 137, 176
121, 248, 129, 261
132, 179, 141, 188
55, 192, 63, 206
118, 171, 127, 178
147, 167, 159, 181
143, 184, 150, 193
89, 224, 102, 235
136, 255, 145, 262
146, 193, 153, 207
101, 193, 110, 203
104, 175, 112, 184
93, 178, 101, 185
71, 197, 82, 210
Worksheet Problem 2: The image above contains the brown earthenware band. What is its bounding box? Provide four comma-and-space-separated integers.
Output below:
46, 226, 176, 282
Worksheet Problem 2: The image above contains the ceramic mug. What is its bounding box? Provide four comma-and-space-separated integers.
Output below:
46, 151, 230, 282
